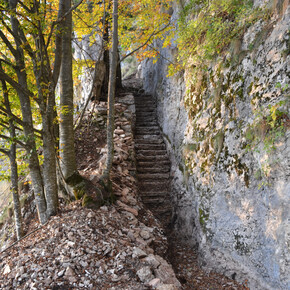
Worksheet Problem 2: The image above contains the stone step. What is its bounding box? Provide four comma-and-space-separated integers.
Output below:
135, 103, 155, 107
135, 143, 166, 150
135, 109, 156, 113
135, 106, 155, 110
137, 166, 170, 173
135, 123, 159, 128
135, 138, 164, 144
135, 125, 160, 130
137, 160, 171, 167
138, 181, 169, 192
135, 129, 160, 135
141, 197, 166, 205
150, 205, 172, 215
135, 133, 160, 138
135, 125, 159, 130
136, 155, 169, 162
135, 134, 163, 140
135, 99, 155, 103
136, 114, 156, 118
137, 149, 167, 156
136, 114, 156, 119
136, 117, 157, 123
137, 173, 170, 180
138, 191, 168, 197
135, 122, 158, 127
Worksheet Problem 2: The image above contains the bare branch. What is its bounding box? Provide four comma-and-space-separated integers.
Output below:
0, 148, 9, 156
119, 22, 171, 63
0, 134, 27, 149
46, 0, 84, 49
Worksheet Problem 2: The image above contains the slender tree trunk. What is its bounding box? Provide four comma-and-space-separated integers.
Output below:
101, 15, 110, 99
9, 1, 47, 224
59, 0, 77, 181
41, 104, 59, 217
103, 0, 118, 182
9, 150, 22, 239
116, 51, 122, 89
1, 79, 23, 239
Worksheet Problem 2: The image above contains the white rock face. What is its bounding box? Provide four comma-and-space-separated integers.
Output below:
142, 1, 290, 289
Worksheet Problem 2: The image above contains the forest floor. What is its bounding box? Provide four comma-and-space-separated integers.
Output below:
0, 78, 249, 289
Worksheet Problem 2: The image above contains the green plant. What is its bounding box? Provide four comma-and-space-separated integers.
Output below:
168, 0, 265, 77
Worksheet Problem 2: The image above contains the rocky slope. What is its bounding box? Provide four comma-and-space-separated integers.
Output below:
0, 91, 180, 289
142, 0, 290, 289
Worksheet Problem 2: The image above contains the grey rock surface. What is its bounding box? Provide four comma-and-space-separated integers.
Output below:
142, 1, 290, 289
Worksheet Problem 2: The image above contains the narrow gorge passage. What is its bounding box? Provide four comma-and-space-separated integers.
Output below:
133, 90, 248, 290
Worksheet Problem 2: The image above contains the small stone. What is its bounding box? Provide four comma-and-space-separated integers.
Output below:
115, 129, 125, 135
100, 206, 108, 211
122, 188, 130, 196
137, 266, 154, 283
57, 269, 65, 277
67, 275, 77, 283
132, 247, 147, 259
148, 278, 161, 287
143, 254, 161, 269
3, 264, 11, 275
87, 211, 94, 218
65, 266, 76, 278
80, 261, 88, 267
156, 284, 179, 290
43, 277, 52, 286
154, 256, 181, 287
117, 200, 139, 216
16, 266, 25, 276
140, 230, 151, 240
67, 241, 75, 248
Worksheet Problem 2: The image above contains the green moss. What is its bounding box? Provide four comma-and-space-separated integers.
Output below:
82, 194, 95, 208
66, 172, 84, 186
214, 130, 225, 163
199, 207, 209, 233
73, 182, 86, 200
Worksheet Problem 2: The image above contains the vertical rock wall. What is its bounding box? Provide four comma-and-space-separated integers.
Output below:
142, 1, 290, 289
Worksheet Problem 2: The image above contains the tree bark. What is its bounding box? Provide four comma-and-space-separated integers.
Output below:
116, 51, 122, 89
103, 0, 118, 182
8, 1, 47, 224
59, 0, 77, 181
1, 79, 23, 239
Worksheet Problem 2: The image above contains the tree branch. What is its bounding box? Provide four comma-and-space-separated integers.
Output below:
0, 30, 18, 58
46, 0, 84, 49
119, 22, 171, 63
0, 134, 27, 149
0, 69, 33, 98
0, 148, 9, 156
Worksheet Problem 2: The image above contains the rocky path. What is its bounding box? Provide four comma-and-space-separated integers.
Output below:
133, 89, 249, 290
134, 93, 172, 228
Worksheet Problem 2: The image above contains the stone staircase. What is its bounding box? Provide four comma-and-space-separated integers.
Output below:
134, 93, 172, 228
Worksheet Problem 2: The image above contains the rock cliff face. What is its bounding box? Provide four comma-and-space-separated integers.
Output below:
142, 0, 290, 289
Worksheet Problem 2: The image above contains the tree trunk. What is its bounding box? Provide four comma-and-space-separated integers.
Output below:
103, 0, 118, 182
59, 0, 77, 181
116, 51, 122, 89
1, 79, 23, 239
41, 104, 58, 217
9, 1, 47, 224
101, 14, 110, 100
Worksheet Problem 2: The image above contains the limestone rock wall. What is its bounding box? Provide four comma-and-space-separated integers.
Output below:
142, 1, 290, 289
